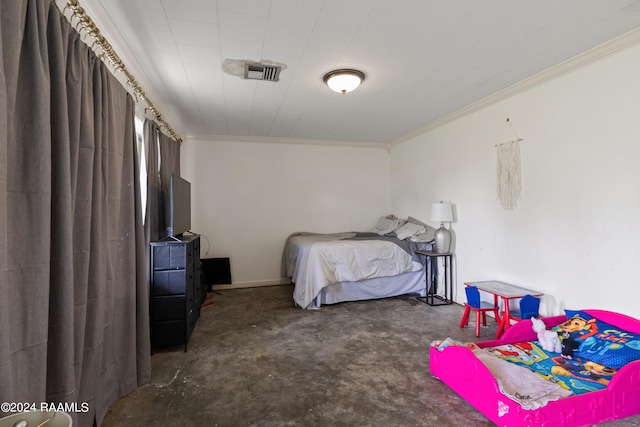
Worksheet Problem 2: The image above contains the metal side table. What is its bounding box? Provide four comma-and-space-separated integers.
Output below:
415, 250, 452, 306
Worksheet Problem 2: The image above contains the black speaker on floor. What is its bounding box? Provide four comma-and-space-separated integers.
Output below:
201, 257, 231, 291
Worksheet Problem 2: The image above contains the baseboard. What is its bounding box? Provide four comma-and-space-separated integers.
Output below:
210, 278, 291, 291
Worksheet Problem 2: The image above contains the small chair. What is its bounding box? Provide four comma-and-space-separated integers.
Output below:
459, 286, 500, 337
510, 295, 541, 321
495, 295, 540, 338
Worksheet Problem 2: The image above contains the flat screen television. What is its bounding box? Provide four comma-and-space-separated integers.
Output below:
167, 174, 191, 238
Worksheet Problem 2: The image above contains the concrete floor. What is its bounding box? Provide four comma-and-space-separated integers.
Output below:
102, 285, 640, 426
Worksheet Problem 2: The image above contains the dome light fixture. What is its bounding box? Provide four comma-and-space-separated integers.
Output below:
323, 69, 365, 94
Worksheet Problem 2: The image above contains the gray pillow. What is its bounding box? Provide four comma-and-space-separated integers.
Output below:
371, 216, 399, 235
407, 216, 436, 242
395, 222, 425, 240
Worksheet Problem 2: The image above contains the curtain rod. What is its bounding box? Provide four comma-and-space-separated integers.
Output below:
62, 0, 182, 144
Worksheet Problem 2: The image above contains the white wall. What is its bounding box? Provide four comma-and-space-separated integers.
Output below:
391, 42, 640, 319
180, 139, 391, 286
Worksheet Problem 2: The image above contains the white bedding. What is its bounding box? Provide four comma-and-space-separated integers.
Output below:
473, 349, 573, 409
284, 232, 424, 309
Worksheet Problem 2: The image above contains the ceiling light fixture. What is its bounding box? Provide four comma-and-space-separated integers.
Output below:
323, 69, 365, 94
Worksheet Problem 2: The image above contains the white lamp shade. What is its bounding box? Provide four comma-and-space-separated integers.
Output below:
323, 69, 365, 94
431, 202, 453, 223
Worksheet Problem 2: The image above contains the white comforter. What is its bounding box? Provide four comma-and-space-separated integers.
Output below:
284, 233, 423, 309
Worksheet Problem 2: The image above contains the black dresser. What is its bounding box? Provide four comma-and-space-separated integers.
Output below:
150, 234, 203, 350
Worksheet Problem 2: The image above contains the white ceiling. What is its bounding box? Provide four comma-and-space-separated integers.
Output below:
84, 0, 640, 145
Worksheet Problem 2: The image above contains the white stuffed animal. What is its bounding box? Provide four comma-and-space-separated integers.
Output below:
531, 317, 562, 353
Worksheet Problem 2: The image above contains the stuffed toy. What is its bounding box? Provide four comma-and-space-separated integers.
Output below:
531, 317, 562, 353
561, 336, 581, 358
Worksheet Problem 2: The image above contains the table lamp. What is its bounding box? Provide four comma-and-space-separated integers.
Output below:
431, 201, 453, 253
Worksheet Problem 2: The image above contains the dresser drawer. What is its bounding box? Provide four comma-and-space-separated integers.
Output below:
152, 320, 186, 348
152, 244, 188, 269
153, 295, 187, 321
153, 270, 187, 296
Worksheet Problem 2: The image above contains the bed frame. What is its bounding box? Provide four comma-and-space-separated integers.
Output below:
430, 310, 640, 427
313, 269, 426, 307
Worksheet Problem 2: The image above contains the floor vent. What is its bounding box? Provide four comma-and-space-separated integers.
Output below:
244, 62, 281, 82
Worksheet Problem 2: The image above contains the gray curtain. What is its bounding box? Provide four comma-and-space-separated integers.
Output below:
0, 0, 150, 425
160, 132, 181, 178
143, 119, 162, 242
158, 131, 181, 236
144, 120, 181, 241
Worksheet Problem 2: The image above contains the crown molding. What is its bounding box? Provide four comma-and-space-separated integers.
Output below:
186, 133, 389, 150
391, 26, 640, 147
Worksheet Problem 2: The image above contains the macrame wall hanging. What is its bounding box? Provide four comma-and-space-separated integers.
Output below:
496, 118, 523, 209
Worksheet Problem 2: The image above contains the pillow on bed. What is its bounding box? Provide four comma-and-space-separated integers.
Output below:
409, 233, 434, 243
371, 216, 400, 235
410, 228, 436, 243
407, 216, 438, 232
552, 309, 640, 370
406, 216, 436, 242
406, 216, 428, 226
394, 222, 425, 240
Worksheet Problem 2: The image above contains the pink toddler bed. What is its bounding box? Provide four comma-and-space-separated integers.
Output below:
430, 309, 640, 426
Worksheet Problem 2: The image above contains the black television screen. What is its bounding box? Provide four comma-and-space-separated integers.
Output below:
167, 174, 191, 237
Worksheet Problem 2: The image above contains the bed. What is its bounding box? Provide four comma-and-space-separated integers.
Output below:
430, 309, 640, 426
283, 216, 436, 309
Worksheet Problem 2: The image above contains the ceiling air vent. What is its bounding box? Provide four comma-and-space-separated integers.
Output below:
244, 62, 281, 82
